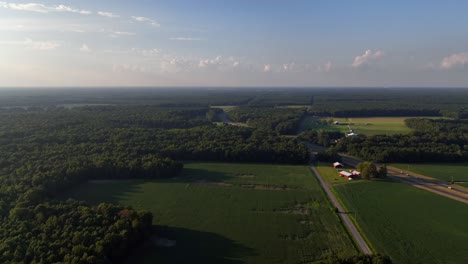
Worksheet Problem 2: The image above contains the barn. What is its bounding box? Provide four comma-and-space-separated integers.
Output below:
333, 162, 344, 168
339, 171, 354, 180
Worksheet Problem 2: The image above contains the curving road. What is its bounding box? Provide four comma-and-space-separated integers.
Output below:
310, 166, 373, 255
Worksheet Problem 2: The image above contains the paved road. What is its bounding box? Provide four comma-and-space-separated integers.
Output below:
310, 166, 373, 255
340, 154, 468, 205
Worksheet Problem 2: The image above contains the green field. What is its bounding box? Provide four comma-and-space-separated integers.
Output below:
300, 116, 421, 135
210, 105, 239, 112
333, 180, 468, 264
315, 162, 353, 184
67, 163, 358, 263
391, 163, 468, 187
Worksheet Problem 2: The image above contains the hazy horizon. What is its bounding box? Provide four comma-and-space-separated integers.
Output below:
1, 0, 468, 87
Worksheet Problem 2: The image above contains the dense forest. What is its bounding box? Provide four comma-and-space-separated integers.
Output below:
227, 106, 304, 134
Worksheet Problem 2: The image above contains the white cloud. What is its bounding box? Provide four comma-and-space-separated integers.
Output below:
0, 38, 60, 50
98, 11, 119, 18
317, 61, 333, 73
282, 62, 296, 72
198, 56, 223, 68
440, 52, 468, 69
351, 49, 384, 67
0, 2, 91, 14
132, 16, 160, 27
79, 44, 90, 52
263, 64, 271, 72
170, 37, 201, 41
131, 48, 160, 57
109, 31, 136, 38
113, 64, 151, 73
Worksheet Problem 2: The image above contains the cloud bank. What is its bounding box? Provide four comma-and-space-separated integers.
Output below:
352, 49, 384, 67
440, 52, 468, 69
0, 2, 91, 14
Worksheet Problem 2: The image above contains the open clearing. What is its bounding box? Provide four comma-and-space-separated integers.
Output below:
315, 162, 353, 184
333, 180, 468, 264
67, 163, 358, 264
299, 116, 432, 135
210, 105, 238, 112
391, 163, 468, 187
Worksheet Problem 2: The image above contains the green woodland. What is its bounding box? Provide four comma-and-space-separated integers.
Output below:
1, 88, 468, 263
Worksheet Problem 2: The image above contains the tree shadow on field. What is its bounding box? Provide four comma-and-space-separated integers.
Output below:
129, 226, 257, 264
164, 167, 234, 183
64, 167, 235, 205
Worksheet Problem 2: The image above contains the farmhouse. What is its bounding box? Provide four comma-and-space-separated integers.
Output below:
333, 162, 344, 168
339, 171, 354, 180
351, 170, 361, 177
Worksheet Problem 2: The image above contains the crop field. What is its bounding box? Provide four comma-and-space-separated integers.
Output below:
210, 105, 239, 112
67, 163, 358, 264
299, 116, 434, 135
315, 162, 353, 184
391, 163, 468, 187
332, 117, 412, 135
333, 180, 468, 264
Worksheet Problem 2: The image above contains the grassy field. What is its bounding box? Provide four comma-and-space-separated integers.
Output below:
333, 117, 412, 135
333, 180, 468, 264
300, 116, 419, 135
210, 105, 238, 112
315, 162, 353, 184
67, 163, 358, 264
391, 163, 468, 187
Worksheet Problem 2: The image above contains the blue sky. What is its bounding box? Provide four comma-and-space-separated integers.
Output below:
1, 0, 468, 87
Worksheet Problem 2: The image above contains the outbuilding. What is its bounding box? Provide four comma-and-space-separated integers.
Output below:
333, 162, 344, 168
339, 171, 354, 180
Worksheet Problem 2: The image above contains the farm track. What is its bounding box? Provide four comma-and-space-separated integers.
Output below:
310, 166, 373, 255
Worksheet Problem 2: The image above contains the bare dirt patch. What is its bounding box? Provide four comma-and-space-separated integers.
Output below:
192, 180, 233, 187
240, 184, 293, 190
236, 174, 255, 178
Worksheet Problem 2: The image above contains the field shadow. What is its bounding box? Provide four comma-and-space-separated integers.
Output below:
128, 226, 257, 264
168, 167, 234, 183
64, 167, 236, 205
63, 180, 146, 205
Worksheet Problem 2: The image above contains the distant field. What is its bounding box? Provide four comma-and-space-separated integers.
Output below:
333, 180, 468, 264
67, 163, 358, 264
275, 105, 310, 109
391, 163, 468, 187
210, 105, 238, 112
300, 116, 426, 135
333, 117, 413, 135
315, 162, 353, 184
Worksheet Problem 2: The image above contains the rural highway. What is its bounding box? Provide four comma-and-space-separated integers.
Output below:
310, 166, 373, 255
340, 154, 468, 205
306, 143, 468, 204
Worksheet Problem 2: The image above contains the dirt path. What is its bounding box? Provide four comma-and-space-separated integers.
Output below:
310, 166, 373, 255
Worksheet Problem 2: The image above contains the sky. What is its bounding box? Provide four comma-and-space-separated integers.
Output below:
1, 0, 468, 87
